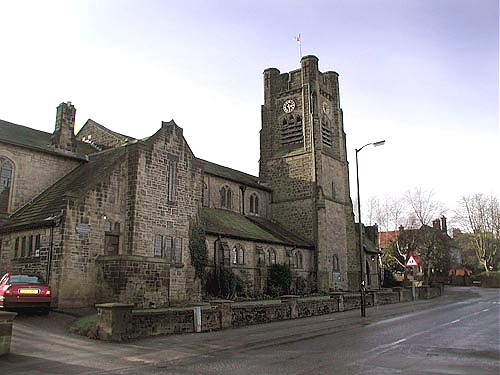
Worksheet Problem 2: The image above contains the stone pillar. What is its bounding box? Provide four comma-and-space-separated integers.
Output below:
96, 303, 134, 342
393, 287, 404, 302
210, 300, 233, 329
330, 292, 344, 312
281, 295, 299, 319
0, 311, 16, 356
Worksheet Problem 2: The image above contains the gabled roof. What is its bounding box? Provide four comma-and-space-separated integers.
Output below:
197, 158, 271, 192
201, 207, 313, 248
1, 146, 128, 232
76, 119, 134, 144
0, 119, 97, 158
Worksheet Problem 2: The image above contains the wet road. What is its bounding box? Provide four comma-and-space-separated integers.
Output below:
1, 287, 499, 374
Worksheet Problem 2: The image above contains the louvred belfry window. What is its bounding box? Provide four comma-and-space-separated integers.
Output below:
281, 115, 303, 146
321, 117, 332, 147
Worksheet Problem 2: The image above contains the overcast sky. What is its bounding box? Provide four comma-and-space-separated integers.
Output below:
0, 0, 498, 215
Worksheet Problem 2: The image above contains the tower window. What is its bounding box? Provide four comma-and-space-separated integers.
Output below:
321, 116, 332, 147
281, 115, 303, 146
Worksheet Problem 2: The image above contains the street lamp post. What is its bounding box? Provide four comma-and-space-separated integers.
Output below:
356, 140, 385, 317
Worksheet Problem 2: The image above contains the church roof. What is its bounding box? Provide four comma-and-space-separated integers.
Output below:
0, 119, 97, 158
197, 158, 271, 192
201, 207, 313, 248
1, 146, 128, 232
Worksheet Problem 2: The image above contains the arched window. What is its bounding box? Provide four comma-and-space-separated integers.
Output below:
238, 247, 245, 265
332, 255, 340, 272
0, 158, 13, 214
220, 185, 233, 209
231, 247, 238, 264
267, 248, 277, 265
232, 244, 245, 265
257, 249, 265, 266
249, 193, 259, 214
295, 251, 303, 269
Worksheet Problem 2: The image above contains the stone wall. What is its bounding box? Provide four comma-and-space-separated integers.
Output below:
96, 255, 170, 308
125, 122, 202, 303
231, 303, 290, 327
0, 227, 52, 280
55, 156, 129, 308
0, 143, 80, 213
96, 287, 442, 341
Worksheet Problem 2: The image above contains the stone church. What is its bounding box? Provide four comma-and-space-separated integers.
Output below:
0, 55, 368, 309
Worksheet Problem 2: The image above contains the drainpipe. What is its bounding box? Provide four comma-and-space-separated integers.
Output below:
46, 210, 63, 284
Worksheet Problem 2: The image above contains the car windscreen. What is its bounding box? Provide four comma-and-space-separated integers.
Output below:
9, 275, 44, 284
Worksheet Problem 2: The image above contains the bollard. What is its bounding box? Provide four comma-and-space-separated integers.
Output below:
193, 306, 202, 333
0, 311, 17, 356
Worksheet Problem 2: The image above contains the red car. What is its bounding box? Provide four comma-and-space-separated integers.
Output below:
0, 273, 51, 314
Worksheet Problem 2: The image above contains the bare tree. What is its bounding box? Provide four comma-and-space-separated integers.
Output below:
454, 194, 499, 273
375, 195, 407, 232
404, 188, 446, 228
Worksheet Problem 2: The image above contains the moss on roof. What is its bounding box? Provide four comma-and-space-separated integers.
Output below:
197, 159, 271, 191
0, 119, 97, 158
201, 208, 312, 248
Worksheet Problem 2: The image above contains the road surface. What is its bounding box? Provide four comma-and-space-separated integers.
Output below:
1, 287, 498, 374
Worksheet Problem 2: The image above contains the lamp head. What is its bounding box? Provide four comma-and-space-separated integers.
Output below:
373, 140, 385, 147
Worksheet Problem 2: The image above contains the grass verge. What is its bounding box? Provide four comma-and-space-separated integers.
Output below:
69, 314, 98, 339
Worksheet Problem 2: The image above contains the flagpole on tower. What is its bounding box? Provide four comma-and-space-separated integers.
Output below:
295, 33, 302, 61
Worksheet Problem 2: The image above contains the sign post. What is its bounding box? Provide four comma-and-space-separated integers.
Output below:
406, 255, 419, 301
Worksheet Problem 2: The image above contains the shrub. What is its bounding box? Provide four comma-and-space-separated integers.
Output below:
205, 268, 244, 299
474, 271, 500, 288
293, 276, 308, 295
383, 269, 402, 288
189, 219, 208, 283
267, 264, 292, 296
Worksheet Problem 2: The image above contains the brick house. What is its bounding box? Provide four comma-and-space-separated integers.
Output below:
0, 56, 359, 309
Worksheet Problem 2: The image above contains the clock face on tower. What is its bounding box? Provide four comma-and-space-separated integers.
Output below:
282, 99, 296, 113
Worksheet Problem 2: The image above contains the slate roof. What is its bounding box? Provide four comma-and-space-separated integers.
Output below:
1, 146, 128, 232
201, 207, 313, 248
197, 158, 271, 192
0, 119, 97, 158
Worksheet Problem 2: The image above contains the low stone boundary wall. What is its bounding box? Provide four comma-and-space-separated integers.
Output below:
0, 311, 16, 356
96, 286, 442, 341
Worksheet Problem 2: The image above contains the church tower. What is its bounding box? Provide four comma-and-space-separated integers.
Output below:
259, 55, 358, 291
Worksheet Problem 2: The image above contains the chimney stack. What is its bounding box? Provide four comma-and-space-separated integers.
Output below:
52, 102, 76, 153
441, 216, 448, 234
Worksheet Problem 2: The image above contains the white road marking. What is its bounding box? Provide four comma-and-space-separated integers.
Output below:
391, 339, 407, 345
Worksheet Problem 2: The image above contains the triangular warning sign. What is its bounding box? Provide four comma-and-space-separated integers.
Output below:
406, 255, 418, 267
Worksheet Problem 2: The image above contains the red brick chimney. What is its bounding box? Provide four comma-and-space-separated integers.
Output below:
52, 102, 76, 152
